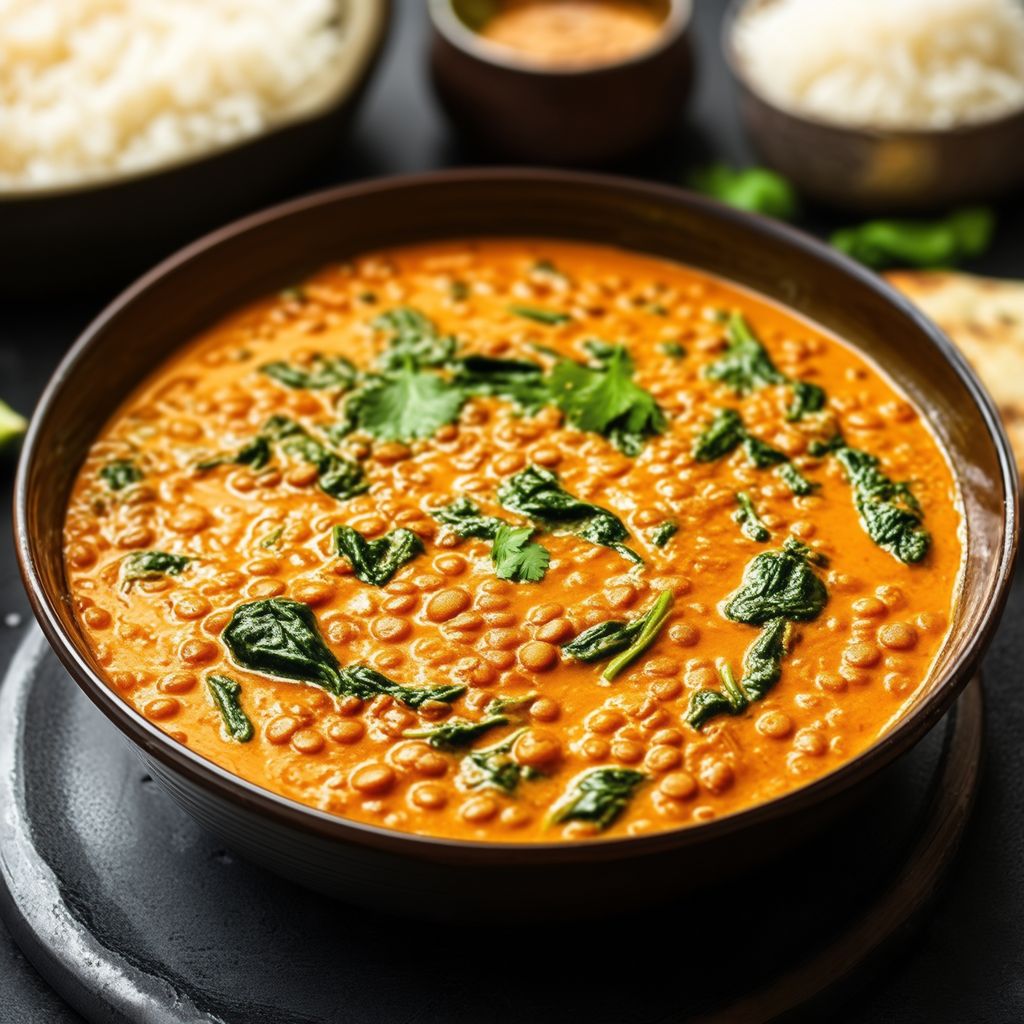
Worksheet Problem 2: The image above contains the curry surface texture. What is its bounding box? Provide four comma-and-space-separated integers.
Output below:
64, 240, 962, 843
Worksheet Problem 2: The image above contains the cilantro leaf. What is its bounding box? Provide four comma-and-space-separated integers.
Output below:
508, 304, 571, 326
490, 524, 550, 583
344, 361, 465, 442
548, 345, 665, 454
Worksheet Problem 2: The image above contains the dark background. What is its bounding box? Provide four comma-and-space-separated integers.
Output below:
2, 3, 1023, 1021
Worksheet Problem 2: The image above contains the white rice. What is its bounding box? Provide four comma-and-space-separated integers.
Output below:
0, 0, 349, 188
734, 0, 1024, 130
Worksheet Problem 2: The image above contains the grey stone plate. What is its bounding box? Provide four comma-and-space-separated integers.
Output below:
0, 627, 983, 1024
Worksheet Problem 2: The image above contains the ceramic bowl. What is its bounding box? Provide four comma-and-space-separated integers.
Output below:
428, 0, 694, 164
724, 0, 1024, 212
15, 169, 1019, 919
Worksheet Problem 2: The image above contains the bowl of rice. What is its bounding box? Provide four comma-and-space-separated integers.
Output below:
724, 0, 1024, 211
1, 0, 390, 290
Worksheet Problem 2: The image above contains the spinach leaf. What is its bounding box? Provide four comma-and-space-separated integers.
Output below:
835, 445, 930, 564
704, 314, 827, 421
548, 344, 666, 455
121, 550, 190, 588
508, 303, 571, 326
260, 355, 358, 391
197, 435, 272, 472
460, 728, 540, 794
430, 497, 506, 541
693, 409, 745, 462
490, 524, 550, 583
547, 768, 646, 831
649, 521, 678, 548
743, 434, 788, 469
787, 379, 826, 421
734, 492, 770, 543
740, 615, 789, 702
452, 354, 550, 412
100, 459, 142, 491
723, 538, 828, 625
206, 674, 254, 742
562, 591, 674, 683
273, 418, 368, 500
343, 360, 465, 442
337, 664, 465, 709
223, 599, 465, 708
778, 462, 819, 496
497, 465, 640, 564
405, 713, 508, 751
694, 408, 789, 469
372, 307, 457, 370
660, 340, 687, 359
601, 591, 674, 682
685, 619, 789, 729
705, 314, 786, 394
332, 525, 424, 586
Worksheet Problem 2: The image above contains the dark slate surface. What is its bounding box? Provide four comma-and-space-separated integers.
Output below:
0, 2, 1021, 1021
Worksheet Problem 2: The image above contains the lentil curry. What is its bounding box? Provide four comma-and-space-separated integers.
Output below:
64, 240, 962, 842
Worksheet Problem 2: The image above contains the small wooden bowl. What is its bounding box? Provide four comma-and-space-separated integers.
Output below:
428, 0, 694, 164
724, 0, 1024, 212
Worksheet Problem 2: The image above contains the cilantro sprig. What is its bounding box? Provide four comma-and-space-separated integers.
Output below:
490, 524, 551, 583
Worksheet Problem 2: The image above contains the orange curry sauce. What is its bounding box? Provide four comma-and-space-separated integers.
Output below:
64, 240, 962, 842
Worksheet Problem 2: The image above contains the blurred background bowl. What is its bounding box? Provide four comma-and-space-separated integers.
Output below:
723, 0, 1024, 212
428, 0, 694, 164
0, 0, 390, 294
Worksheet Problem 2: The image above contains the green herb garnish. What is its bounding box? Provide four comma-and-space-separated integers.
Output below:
835, 445, 930, 564
649, 521, 678, 548
206, 674, 254, 743
508, 303, 571, 326
452, 354, 550, 413
778, 463, 819, 496
120, 550, 190, 589
222, 599, 465, 709
705, 315, 825, 421
497, 465, 640, 564
260, 355, 357, 391
460, 728, 539, 794
343, 359, 465, 442
691, 164, 799, 221
734, 492, 770, 542
372, 307, 456, 370
405, 714, 508, 752
659, 340, 687, 359
548, 344, 666, 455
547, 768, 646, 831
430, 497, 506, 540
831, 207, 994, 270
562, 591, 673, 680
723, 537, 828, 625
490, 524, 551, 583
100, 459, 142, 491
332, 525, 424, 586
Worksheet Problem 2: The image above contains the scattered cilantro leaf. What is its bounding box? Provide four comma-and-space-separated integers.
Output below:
490, 524, 550, 583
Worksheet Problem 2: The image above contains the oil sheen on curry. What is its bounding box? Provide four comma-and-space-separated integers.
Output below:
64, 240, 962, 843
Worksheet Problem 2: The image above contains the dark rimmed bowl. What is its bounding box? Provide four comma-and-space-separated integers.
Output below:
0, 1, 390, 294
724, 0, 1024, 212
428, 0, 694, 164
15, 169, 1019, 920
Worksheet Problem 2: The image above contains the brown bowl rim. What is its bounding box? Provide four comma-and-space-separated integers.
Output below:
14, 167, 1019, 865
428, 0, 692, 77
0, 0, 391, 204
722, 0, 1024, 141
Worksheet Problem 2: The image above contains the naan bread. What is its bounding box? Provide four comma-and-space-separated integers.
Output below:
887, 270, 1024, 476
